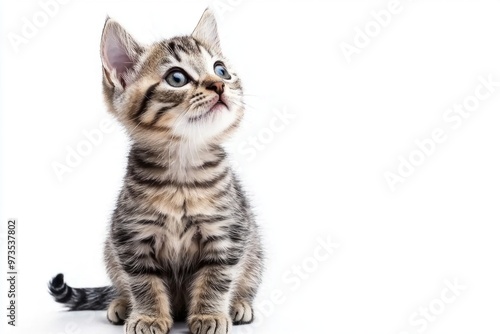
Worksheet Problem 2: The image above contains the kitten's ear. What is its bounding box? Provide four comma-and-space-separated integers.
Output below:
192, 9, 221, 53
100, 17, 143, 89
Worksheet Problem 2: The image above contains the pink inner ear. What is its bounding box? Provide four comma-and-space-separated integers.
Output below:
105, 36, 134, 78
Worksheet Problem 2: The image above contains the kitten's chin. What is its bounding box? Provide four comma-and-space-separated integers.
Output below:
210, 101, 228, 113
174, 105, 242, 145
189, 100, 228, 123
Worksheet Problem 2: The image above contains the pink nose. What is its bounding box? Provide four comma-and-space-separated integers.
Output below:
207, 81, 225, 95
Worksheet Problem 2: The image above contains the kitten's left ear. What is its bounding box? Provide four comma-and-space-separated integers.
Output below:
192, 9, 221, 54
100, 17, 143, 89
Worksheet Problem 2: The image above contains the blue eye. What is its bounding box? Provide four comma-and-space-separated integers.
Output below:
214, 62, 231, 80
165, 69, 189, 87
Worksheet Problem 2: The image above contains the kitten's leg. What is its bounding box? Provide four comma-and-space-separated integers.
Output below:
105, 239, 131, 325
109, 234, 173, 334
125, 274, 173, 334
188, 264, 236, 334
231, 249, 263, 325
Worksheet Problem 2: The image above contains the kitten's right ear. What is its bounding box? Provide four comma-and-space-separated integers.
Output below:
100, 17, 143, 89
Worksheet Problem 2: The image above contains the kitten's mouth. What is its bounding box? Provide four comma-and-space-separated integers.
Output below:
189, 97, 228, 122
211, 100, 228, 110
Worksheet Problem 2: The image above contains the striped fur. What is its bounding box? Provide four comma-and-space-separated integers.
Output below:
49, 274, 116, 311
49, 9, 263, 334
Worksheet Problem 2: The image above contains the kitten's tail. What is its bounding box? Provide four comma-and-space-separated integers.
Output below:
48, 273, 116, 311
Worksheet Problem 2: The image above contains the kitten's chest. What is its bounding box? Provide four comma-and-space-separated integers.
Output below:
157, 214, 201, 259
128, 152, 233, 258
150, 189, 229, 258
129, 146, 231, 220
146, 183, 227, 219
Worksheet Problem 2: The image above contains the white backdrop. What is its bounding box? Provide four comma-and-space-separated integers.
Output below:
1, 0, 500, 333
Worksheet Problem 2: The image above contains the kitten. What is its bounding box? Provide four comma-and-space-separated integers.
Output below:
49, 9, 263, 334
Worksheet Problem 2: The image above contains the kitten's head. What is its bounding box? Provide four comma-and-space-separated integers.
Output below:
100, 9, 243, 147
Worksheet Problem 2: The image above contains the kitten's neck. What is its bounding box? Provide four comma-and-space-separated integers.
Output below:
128, 141, 228, 180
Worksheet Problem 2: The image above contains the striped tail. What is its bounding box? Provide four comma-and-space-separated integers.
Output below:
48, 273, 116, 311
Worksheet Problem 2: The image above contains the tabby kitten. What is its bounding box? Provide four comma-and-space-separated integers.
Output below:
49, 9, 263, 334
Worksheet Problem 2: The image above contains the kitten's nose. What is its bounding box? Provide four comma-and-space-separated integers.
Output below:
207, 81, 225, 95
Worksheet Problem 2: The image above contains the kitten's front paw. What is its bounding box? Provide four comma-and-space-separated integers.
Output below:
231, 300, 253, 325
188, 314, 232, 334
107, 298, 129, 325
125, 314, 173, 334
